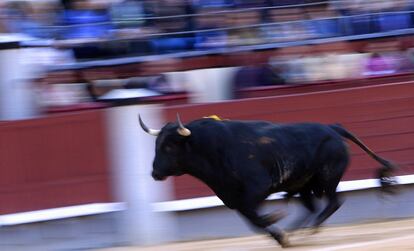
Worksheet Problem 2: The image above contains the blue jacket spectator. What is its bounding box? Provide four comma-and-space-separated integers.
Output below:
59, 0, 112, 40
377, 12, 412, 32
192, 0, 234, 8
305, 6, 341, 38
149, 0, 195, 53
2, 1, 54, 39
193, 7, 228, 49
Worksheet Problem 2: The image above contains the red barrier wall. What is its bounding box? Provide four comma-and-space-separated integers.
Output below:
0, 110, 113, 214
165, 82, 414, 200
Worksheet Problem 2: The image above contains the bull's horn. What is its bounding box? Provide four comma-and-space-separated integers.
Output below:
138, 114, 160, 136
176, 113, 191, 136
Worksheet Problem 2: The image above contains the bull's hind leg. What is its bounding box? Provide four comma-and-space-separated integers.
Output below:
286, 190, 318, 232
310, 163, 346, 231
309, 139, 348, 232
312, 190, 343, 230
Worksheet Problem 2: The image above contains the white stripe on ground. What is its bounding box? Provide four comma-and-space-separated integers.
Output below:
314, 234, 414, 251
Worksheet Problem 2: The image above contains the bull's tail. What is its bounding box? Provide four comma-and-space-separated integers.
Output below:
329, 124, 398, 193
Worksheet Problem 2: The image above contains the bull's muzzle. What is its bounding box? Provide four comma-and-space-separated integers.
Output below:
152, 171, 167, 181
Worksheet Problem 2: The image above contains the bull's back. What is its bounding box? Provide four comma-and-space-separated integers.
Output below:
190, 119, 349, 194
191, 119, 348, 169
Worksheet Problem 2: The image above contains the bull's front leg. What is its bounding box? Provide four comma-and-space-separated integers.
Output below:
238, 207, 289, 248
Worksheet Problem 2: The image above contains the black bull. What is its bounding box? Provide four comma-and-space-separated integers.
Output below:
139, 115, 397, 247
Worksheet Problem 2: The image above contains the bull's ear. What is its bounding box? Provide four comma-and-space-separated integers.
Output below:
176, 113, 191, 137
138, 114, 160, 136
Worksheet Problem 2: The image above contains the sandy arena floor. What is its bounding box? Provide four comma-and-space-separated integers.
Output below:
100, 218, 414, 251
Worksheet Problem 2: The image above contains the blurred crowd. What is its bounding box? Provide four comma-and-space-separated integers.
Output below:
33, 40, 414, 111
221, 40, 414, 94
2, 0, 414, 117
1, 0, 414, 59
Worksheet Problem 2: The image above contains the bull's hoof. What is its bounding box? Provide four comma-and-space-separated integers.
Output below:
278, 234, 290, 248
308, 226, 320, 235
271, 231, 290, 248
381, 185, 399, 195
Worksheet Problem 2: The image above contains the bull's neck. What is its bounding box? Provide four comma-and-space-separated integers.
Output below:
184, 126, 237, 191
184, 154, 231, 190
186, 158, 217, 182
184, 152, 241, 209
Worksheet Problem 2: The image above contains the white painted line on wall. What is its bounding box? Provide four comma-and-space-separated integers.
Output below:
1, 174, 413, 225
0, 202, 126, 226
152, 174, 414, 212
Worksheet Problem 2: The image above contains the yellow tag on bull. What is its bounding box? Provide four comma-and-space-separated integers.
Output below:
204, 115, 224, 121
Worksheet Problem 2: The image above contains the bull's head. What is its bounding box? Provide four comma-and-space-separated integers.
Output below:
139, 113, 191, 181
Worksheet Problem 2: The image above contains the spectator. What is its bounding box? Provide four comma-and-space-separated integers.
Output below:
109, 0, 155, 55
329, 0, 353, 16
2, 1, 49, 38
305, 5, 341, 38
261, 7, 313, 43
57, 0, 114, 59
193, 7, 228, 49
59, 0, 112, 40
149, 0, 195, 53
269, 45, 309, 84
322, 52, 353, 80
109, 0, 146, 29
376, 0, 412, 32
192, 0, 234, 8
233, 64, 286, 89
387, 48, 414, 73
227, 10, 263, 46
364, 52, 395, 76
0, 2, 9, 33
302, 54, 328, 82
232, 52, 286, 98
406, 45, 414, 61
147, 74, 176, 94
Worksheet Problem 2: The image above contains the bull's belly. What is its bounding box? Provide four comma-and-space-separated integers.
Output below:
271, 167, 315, 194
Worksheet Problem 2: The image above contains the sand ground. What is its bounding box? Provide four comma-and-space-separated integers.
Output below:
99, 218, 414, 251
